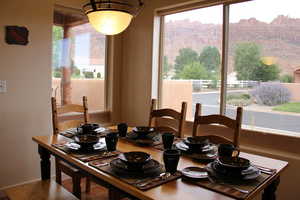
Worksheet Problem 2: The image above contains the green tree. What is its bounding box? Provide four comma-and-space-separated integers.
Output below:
177, 62, 209, 80
251, 62, 280, 82
234, 42, 261, 80
199, 46, 221, 72
52, 26, 63, 69
53, 67, 61, 78
97, 72, 102, 79
163, 56, 172, 79
234, 42, 280, 81
174, 48, 199, 79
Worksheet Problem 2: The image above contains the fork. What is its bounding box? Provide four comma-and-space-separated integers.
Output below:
136, 172, 171, 187
208, 176, 249, 194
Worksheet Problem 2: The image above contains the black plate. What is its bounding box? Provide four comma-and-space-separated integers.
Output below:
218, 157, 250, 171
74, 135, 99, 150
126, 132, 160, 146
184, 136, 209, 149
208, 161, 261, 180
182, 167, 208, 179
110, 158, 162, 177
132, 126, 155, 137
118, 152, 151, 169
175, 142, 218, 161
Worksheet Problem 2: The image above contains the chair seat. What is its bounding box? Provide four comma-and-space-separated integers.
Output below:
58, 160, 81, 176
4, 180, 78, 200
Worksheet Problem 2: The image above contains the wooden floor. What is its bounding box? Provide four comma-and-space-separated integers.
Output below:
62, 178, 108, 200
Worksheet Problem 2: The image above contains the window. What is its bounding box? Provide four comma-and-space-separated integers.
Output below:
161, 6, 223, 120
157, 0, 300, 133
52, 7, 106, 112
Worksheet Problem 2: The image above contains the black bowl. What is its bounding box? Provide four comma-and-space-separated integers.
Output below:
183, 136, 209, 151
74, 135, 99, 150
78, 123, 100, 135
217, 157, 250, 171
118, 151, 152, 169
132, 126, 155, 138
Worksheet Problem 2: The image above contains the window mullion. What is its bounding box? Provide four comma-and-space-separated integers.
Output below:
220, 5, 230, 115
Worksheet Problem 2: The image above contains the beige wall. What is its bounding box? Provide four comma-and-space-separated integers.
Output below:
52, 79, 105, 111
282, 83, 300, 102
0, 0, 87, 188
162, 80, 193, 118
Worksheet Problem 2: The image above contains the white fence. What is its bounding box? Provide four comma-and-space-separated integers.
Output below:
192, 80, 259, 91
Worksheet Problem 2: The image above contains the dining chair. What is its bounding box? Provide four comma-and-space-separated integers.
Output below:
51, 96, 91, 199
149, 99, 187, 138
192, 103, 243, 147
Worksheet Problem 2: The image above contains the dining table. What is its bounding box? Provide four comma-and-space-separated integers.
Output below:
32, 131, 288, 200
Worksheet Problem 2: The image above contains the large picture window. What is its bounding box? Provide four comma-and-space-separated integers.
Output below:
52, 7, 106, 112
158, 0, 300, 133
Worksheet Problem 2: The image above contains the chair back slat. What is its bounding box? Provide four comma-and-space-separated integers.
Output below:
151, 109, 181, 120
51, 96, 89, 135
192, 103, 243, 147
197, 115, 237, 128
58, 120, 83, 132
149, 99, 187, 138
57, 104, 85, 114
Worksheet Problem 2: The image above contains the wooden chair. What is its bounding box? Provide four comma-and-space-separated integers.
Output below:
4, 180, 78, 200
51, 96, 91, 199
192, 103, 243, 147
149, 99, 187, 138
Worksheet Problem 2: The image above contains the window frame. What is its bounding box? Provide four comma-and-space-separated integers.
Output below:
153, 0, 299, 136
52, 5, 110, 115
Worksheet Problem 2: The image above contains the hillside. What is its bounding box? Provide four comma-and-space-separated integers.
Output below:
164, 15, 300, 75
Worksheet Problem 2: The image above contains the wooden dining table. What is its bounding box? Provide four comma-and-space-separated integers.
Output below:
32, 134, 288, 200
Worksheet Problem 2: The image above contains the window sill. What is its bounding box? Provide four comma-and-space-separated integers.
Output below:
184, 120, 300, 139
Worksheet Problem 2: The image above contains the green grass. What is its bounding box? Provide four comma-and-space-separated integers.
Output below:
273, 102, 300, 113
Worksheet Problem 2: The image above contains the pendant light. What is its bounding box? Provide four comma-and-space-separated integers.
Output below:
83, 0, 144, 35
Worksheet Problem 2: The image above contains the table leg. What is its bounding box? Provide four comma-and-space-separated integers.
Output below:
262, 176, 280, 200
38, 145, 51, 180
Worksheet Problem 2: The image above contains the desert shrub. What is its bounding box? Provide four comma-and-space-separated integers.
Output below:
227, 93, 250, 101
83, 71, 94, 79
227, 99, 252, 107
251, 83, 291, 106
280, 74, 293, 83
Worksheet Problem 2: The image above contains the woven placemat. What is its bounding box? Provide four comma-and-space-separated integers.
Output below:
182, 166, 274, 200
121, 132, 163, 147
52, 143, 120, 162
89, 158, 182, 191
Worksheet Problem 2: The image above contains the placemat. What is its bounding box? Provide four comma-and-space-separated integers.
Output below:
52, 143, 120, 162
89, 158, 182, 191
153, 139, 218, 162
182, 167, 274, 200
121, 132, 162, 147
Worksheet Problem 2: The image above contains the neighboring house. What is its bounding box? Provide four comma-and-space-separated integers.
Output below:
294, 67, 300, 83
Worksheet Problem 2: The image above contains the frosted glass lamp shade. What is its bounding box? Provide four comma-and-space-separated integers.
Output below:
87, 10, 133, 35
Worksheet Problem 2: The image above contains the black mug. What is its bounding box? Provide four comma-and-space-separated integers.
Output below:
218, 144, 240, 158
117, 123, 128, 137
163, 149, 180, 174
162, 133, 175, 149
105, 132, 119, 151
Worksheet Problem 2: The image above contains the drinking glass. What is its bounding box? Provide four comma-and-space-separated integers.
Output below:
117, 123, 128, 137
162, 132, 174, 149
163, 149, 180, 174
105, 132, 119, 151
